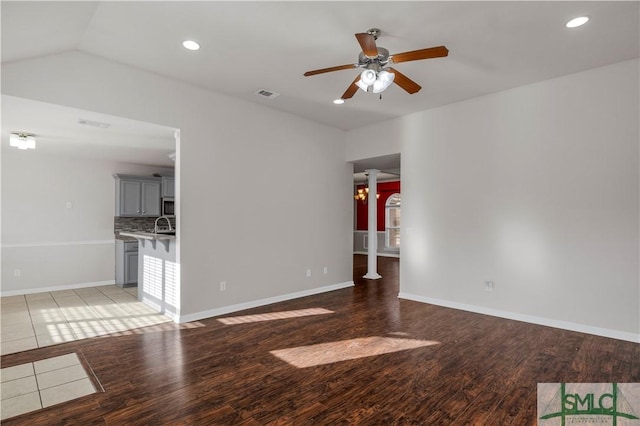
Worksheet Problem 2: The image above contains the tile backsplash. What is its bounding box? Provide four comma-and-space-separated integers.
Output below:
114, 216, 176, 234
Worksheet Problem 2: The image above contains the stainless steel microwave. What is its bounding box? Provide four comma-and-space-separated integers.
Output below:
162, 198, 175, 217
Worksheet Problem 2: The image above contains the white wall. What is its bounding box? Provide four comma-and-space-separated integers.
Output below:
348, 59, 640, 342
345, 118, 402, 162
1, 51, 353, 320
1, 147, 173, 293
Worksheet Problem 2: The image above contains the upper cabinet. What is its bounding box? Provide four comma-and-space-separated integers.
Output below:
161, 177, 175, 198
114, 175, 162, 217
141, 180, 161, 216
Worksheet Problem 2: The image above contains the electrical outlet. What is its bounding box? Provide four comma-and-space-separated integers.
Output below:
14, 269, 21, 278
323, 266, 328, 275
220, 281, 226, 291
306, 269, 312, 277
484, 280, 494, 292
65, 201, 73, 209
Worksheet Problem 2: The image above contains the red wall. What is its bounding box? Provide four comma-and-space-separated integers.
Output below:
355, 181, 400, 231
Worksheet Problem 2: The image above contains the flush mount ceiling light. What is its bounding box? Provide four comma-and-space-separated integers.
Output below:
9, 132, 36, 150
566, 16, 589, 28
333, 99, 345, 105
182, 40, 200, 51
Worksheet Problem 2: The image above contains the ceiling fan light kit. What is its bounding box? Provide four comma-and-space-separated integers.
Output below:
355, 79, 369, 92
304, 28, 448, 101
360, 69, 377, 86
372, 70, 395, 94
355, 68, 395, 94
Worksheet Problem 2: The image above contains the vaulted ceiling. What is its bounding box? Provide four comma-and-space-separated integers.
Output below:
1, 2, 638, 169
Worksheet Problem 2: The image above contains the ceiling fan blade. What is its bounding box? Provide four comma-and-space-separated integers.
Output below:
341, 75, 361, 99
388, 68, 421, 94
355, 33, 378, 58
390, 46, 449, 64
304, 64, 358, 77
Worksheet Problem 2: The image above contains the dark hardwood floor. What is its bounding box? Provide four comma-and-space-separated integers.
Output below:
2, 255, 638, 425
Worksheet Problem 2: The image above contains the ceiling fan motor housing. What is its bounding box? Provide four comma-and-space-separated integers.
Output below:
358, 47, 390, 70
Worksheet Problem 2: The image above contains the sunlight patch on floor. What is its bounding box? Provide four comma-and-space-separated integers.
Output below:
217, 308, 334, 325
0, 285, 194, 355
270, 336, 440, 368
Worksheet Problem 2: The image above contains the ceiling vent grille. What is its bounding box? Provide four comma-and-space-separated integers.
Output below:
78, 118, 111, 129
255, 89, 280, 99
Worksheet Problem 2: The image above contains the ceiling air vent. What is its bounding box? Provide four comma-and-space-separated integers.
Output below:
78, 118, 111, 129
254, 89, 280, 99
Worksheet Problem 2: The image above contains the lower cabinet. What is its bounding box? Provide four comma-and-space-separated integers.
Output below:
115, 240, 139, 287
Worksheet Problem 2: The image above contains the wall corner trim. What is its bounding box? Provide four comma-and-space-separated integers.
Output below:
177, 281, 355, 324
398, 292, 640, 344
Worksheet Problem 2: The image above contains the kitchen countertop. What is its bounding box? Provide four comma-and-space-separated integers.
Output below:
119, 231, 176, 241
115, 234, 138, 241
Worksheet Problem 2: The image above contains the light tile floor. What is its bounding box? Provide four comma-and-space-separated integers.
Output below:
0, 353, 96, 420
1, 285, 172, 356
0, 286, 191, 420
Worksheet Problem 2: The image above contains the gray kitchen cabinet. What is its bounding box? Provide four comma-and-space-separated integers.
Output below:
114, 175, 161, 217
115, 240, 139, 287
141, 181, 161, 216
161, 177, 175, 198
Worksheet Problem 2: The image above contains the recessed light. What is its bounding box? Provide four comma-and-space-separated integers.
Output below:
566, 16, 589, 28
333, 99, 345, 105
182, 40, 200, 51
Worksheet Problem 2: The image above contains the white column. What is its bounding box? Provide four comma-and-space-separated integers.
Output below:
363, 169, 382, 279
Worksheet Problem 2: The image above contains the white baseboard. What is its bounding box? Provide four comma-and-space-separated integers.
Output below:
398, 292, 640, 344
178, 281, 354, 324
1, 280, 117, 297
353, 251, 400, 258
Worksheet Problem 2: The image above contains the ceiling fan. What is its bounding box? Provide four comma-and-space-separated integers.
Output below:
303, 28, 448, 100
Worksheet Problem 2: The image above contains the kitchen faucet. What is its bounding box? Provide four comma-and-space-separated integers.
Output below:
154, 216, 173, 234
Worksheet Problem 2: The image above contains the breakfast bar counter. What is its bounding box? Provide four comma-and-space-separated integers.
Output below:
118, 232, 178, 320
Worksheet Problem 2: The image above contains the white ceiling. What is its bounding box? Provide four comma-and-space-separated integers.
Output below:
2, 1, 638, 169
1, 95, 176, 167
353, 153, 401, 183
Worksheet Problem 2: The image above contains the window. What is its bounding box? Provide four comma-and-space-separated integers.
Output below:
385, 193, 401, 249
